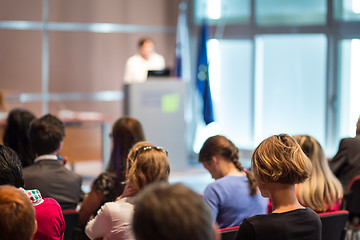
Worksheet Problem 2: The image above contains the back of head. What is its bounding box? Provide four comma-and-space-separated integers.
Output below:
126, 141, 170, 191
29, 114, 65, 155
0, 145, 24, 188
199, 135, 239, 164
133, 183, 214, 240
252, 134, 312, 185
293, 134, 343, 212
3, 108, 36, 167
199, 135, 258, 195
293, 135, 326, 174
138, 38, 153, 48
0, 185, 36, 240
108, 116, 145, 172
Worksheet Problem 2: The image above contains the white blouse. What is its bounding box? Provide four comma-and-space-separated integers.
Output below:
85, 197, 136, 240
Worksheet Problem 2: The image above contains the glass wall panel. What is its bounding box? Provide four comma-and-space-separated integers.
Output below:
338, 39, 360, 139
194, 0, 250, 24
194, 39, 253, 152
254, 34, 327, 146
335, 0, 360, 21
256, 0, 326, 26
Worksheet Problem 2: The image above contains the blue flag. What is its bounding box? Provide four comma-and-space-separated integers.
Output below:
196, 23, 214, 125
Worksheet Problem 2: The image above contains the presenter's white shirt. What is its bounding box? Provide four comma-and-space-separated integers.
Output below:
123, 53, 165, 84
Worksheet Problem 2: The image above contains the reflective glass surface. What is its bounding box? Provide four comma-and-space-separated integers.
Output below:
256, 0, 326, 26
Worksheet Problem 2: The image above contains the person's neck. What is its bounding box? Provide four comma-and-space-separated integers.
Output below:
270, 183, 304, 213
223, 164, 245, 177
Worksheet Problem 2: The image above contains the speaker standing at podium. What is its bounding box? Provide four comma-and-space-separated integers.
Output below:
124, 38, 166, 84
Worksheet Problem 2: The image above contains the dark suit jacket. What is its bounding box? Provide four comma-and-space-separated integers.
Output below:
329, 136, 360, 193
23, 159, 82, 210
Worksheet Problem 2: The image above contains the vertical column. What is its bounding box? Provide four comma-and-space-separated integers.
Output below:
42, 0, 49, 114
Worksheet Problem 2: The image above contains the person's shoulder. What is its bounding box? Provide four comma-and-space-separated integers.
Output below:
127, 54, 142, 62
241, 213, 269, 226
339, 137, 360, 146
151, 52, 165, 59
341, 136, 360, 142
43, 197, 62, 206
23, 164, 35, 171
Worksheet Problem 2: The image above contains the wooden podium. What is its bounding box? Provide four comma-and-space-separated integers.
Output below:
124, 78, 188, 172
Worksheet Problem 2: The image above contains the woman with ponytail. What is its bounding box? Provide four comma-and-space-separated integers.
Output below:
199, 135, 268, 229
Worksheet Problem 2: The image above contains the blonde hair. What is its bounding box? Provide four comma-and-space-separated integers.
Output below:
294, 135, 343, 212
252, 134, 312, 184
126, 141, 170, 191
0, 185, 36, 240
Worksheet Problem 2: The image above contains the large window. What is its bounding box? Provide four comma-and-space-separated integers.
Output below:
254, 34, 327, 145
194, 0, 250, 24
335, 0, 360, 21
256, 0, 327, 26
193, 0, 360, 156
338, 39, 360, 138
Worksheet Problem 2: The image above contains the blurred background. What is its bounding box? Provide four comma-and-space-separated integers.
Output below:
1, 0, 360, 191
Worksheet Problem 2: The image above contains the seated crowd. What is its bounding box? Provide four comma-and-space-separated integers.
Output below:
2, 107, 359, 240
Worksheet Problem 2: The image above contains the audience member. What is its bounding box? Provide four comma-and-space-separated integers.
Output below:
23, 114, 82, 210
0, 145, 24, 187
19, 187, 65, 240
3, 108, 36, 167
0, 185, 37, 240
198, 135, 268, 228
294, 135, 343, 212
234, 134, 321, 240
85, 141, 170, 240
133, 182, 219, 240
0, 144, 65, 240
329, 116, 360, 193
78, 116, 145, 228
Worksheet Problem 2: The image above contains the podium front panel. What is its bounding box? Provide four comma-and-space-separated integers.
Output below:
124, 79, 187, 172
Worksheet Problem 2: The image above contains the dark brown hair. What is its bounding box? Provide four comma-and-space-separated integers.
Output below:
107, 116, 145, 193
3, 108, 36, 167
199, 135, 258, 195
133, 183, 214, 240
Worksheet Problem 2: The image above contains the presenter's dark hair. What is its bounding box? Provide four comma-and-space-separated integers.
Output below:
138, 38, 153, 47
29, 114, 65, 155
3, 108, 36, 167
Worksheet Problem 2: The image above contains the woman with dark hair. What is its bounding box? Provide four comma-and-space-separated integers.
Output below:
199, 135, 268, 229
3, 108, 36, 167
78, 116, 145, 228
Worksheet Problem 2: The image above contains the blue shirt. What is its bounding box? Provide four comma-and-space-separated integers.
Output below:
203, 175, 268, 229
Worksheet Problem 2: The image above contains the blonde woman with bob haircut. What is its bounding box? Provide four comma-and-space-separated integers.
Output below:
294, 135, 343, 212
234, 134, 322, 240
85, 141, 170, 240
